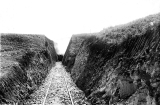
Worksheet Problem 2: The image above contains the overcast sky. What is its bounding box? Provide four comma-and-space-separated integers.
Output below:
0, 0, 160, 54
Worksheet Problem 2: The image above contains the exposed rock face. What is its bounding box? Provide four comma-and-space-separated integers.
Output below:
63, 13, 160, 105
0, 34, 57, 104
62, 34, 91, 71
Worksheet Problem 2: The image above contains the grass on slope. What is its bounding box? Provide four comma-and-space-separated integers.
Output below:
0, 34, 57, 104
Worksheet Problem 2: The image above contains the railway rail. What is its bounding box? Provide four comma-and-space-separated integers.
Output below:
21, 62, 90, 105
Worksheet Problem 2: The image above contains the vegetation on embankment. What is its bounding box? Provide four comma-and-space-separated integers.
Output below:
63, 13, 160, 104
0, 34, 57, 104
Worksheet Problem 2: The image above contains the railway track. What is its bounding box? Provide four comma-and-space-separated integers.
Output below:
61, 69, 74, 105
21, 62, 90, 105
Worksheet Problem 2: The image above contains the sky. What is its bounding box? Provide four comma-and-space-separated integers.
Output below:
0, 0, 160, 54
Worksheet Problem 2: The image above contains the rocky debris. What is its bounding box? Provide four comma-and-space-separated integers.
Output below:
63, 13, 160, 104
0, 34, 57, 104
21, 62, 91, 105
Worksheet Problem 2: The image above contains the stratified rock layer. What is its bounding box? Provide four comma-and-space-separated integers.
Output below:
63, 13, 160, 105
0, 34, 57, 104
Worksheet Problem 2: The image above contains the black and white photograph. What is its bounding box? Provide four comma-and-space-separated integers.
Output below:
0, 0, 160, 105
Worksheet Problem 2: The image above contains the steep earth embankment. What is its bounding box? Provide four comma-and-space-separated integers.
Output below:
0, 34, 57, 104
63, 13, 160, 105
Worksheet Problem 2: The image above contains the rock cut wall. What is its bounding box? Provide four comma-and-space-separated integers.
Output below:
63, 13, 160, 105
